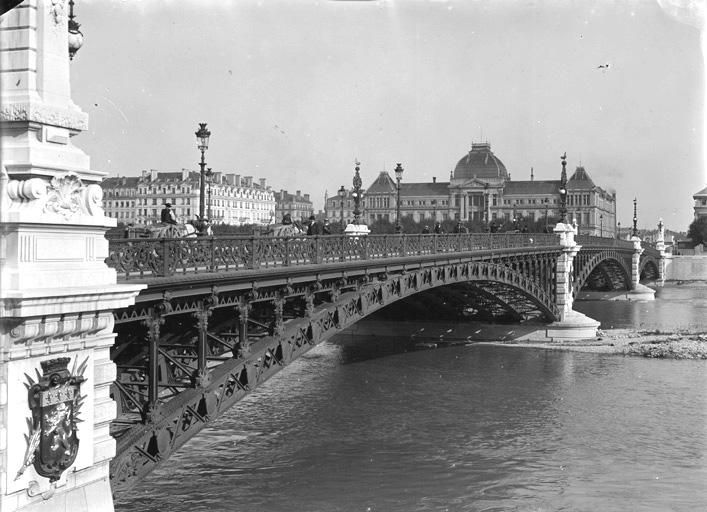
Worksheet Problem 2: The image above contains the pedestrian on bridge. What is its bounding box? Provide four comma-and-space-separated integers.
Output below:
454, 221, 468, 234
434, 221, 444, 234
307, 215, 329, 235
160, 203, 177, 225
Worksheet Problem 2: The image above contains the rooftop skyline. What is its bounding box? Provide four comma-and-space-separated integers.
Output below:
71, 0, 705, 231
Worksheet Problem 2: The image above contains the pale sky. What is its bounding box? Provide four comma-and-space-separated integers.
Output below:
71, 0, 705, 231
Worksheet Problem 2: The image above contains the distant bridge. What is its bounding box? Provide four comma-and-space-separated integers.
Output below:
105, 231, 662, 494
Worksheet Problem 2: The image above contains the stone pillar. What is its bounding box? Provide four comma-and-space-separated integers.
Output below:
545, 222, 600, 340
655, 218, 668, 285
628, 235, 656, 300
0, 2, 143, 511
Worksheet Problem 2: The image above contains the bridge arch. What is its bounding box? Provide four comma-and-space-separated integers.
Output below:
109, 258, 560, 491
639, 255, 660, 281
573, 250, 632, 294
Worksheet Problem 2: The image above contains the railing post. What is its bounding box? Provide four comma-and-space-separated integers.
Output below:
340, 234, 345, 262
361, 235, 369, 260
433, 234, 438, 254
210, 236, 216, 272
314, 236, 321, 264
161, 238, 171, 276
400, 234, 407, 257
250, 236, 260, 269
284, 238, 290, 266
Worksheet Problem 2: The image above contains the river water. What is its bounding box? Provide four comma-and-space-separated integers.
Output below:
116, 284, 707, 512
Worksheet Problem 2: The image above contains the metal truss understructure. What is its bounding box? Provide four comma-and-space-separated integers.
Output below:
106, 233, 661, 494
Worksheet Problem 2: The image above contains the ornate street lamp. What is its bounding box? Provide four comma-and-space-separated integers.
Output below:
68, 0, 84, 60
195, 123, 211, 234
352, 161, 363, 225
206, 167, 213, 223
632, 198, 638, 237
394, 163, 404, 233
600, 213, 603, 237
559, 152, 568, 223
617, 221, 621, 239
338, 185, 346, 229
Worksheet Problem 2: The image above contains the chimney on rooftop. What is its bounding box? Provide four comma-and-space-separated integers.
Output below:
432, 177, 436, 183
151, 169, 158, 181
304, 193, 310, 201
530, 167, 534, 182
260, 178, 266, 188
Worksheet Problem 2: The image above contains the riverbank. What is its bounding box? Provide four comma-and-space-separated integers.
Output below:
483, 329, 707, 359
346, 320, 707, 359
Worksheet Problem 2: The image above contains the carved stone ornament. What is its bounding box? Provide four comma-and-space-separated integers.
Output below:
50, 0, 67, 26
44, 173, 82, 218
36, 172, 105, 220
16, 357, 88, 483
0, 103, 88, 130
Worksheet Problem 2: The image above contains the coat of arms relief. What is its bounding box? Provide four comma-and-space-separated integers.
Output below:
16, 357, 88, 483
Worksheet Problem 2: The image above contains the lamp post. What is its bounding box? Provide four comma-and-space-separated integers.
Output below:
338, 185, 346, 231
206, 167, 213, 223
394, 163, 404, 233
600, 213, 603, 237
632, 198, 638, 237
559, 152, 568, 223
67, 0, 84, 60
352, 161, 363, 225
432, 199, 437, 223
195, 123, 211, 234
617, 221, 621, 239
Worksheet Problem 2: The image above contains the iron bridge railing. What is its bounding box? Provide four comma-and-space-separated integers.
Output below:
107, 232, 563, 280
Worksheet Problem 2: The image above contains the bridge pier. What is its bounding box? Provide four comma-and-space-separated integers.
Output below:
654, 219, 669, 286
0, 2, 143, 511
545, 223, 600, 340
629, 236, 656, 300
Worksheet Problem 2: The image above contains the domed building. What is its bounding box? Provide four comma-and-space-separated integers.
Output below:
452, 142, 508, 182
355, 141, 617, 236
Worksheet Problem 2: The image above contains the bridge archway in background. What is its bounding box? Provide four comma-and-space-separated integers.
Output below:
573, 251, 632, 294
639, 256, 660, 281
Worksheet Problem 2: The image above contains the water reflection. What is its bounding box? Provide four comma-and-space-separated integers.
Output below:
575, 284, 707, 331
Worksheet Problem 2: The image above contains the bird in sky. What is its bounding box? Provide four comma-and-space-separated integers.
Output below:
598, 63, 610, 71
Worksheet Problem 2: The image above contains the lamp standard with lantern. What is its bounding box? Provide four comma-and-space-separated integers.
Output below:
559, 152, 568, 223
206, 167, 213, 223
195, 123, 211, 234
67, 0, 84, 60
632, 198, 639, 237
352, 161, 363, 225
338, 185, 346, 231
394, 163, 404, 233
599, 214, 603, 237
617, 221, 622, 239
